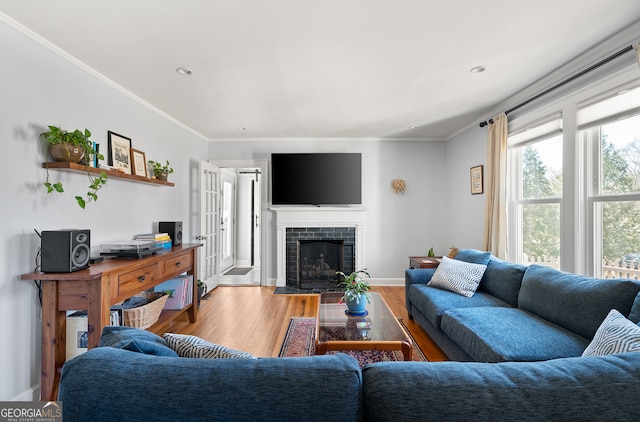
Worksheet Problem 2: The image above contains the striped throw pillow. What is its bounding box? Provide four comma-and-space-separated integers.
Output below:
428, 256, 487, 297
163, 333, 256, 359
582, 309, 640, 357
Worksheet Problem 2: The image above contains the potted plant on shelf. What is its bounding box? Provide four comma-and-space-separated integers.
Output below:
336, 269, 371, 315
148, 160, 174, 181
41, 125, 108, 209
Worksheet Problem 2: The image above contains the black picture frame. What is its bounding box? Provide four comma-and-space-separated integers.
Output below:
108, 131, 132, 174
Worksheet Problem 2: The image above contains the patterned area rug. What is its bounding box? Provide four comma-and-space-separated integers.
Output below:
278, 317, 428, 366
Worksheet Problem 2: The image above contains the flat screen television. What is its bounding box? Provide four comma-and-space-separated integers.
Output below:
271, 153, 362, 205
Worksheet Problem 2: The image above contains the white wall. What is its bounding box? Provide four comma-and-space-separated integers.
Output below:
445, 126, 488, 249
0, 20, 207, 400
208, 140, 454, 282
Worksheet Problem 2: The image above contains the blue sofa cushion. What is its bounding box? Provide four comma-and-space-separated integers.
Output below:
454, 249, 491, 265
59, 347, 363, 422
98, 326, 178, 357
478, 257, 527, 307
362, 353, 640, 422
441, 307, 589, 362
428, 256, 487, 297
628, 291, 640, 324
518, 265, 640, 339
582, 309, 640, 356
407, 284, 512, 330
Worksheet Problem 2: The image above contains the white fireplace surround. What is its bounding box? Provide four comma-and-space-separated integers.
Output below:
271, 207, 366, 287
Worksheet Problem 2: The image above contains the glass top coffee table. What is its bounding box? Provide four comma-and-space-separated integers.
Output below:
315, 292, 413, 360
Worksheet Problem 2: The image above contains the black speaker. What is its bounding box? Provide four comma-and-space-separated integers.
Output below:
159, 221, 182, 246
41, 229, 91, 273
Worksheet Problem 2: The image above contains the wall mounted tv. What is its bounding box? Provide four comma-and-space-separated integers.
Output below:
271, 153, 362, 206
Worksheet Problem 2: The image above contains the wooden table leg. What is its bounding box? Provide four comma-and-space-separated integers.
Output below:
40, 281, 64, 401
401, 340, 413, 361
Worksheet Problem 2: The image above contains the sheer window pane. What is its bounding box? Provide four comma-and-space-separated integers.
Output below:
520, 203, 560, 268
600, 114, 640, 195
598, 200, 640, 279
522, 135, 562, 199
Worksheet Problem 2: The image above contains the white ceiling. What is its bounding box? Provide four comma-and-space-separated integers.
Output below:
1, 1, 640, 141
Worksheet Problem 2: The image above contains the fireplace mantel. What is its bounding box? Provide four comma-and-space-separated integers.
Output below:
271, 207, 366, 287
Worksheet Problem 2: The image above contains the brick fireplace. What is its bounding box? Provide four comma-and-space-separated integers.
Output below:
286, 227, 355, 289
272, 207, 366, 287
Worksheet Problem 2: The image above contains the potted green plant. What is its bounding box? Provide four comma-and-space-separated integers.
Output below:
148, 160, 174, 181
336, 269, 371, 314
41, 125, 108, 209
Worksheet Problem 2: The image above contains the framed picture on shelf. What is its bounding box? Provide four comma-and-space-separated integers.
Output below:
470, 165, 484, 194
108, 131, 132, 174
130, 149, 147, 177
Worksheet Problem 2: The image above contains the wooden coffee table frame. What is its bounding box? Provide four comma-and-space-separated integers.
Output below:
314, 292, 412, 360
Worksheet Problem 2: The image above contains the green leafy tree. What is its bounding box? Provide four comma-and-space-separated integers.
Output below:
521, 146, 560, 259
600, 137, 640, 261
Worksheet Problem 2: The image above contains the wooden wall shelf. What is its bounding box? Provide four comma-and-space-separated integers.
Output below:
42, 162, 175, 187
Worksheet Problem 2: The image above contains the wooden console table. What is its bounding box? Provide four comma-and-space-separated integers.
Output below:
409, 256, 442, 269
21, 243, 201, 401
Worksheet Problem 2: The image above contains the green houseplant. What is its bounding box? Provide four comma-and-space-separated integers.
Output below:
42, 125, 108, 209
148, 160, 174, 181
336, 269, 371, 313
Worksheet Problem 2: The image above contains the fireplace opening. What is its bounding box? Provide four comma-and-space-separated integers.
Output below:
298, 240, 343, 289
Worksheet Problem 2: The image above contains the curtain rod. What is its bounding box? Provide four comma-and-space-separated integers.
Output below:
479, 44, 634, 127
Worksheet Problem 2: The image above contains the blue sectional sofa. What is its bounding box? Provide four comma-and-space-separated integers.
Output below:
405, 249, 640, 361
58, 332, 640, 421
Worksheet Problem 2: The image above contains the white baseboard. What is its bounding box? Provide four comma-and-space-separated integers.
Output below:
12, 384, 40, 401
368, 277, 404, 287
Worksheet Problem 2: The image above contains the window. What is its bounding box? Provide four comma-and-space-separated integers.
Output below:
507, 115, 562, 268
579, 89, 640, 278
506, 76, 640, 277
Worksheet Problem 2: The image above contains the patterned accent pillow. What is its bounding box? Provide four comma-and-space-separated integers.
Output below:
582, 309, 640, 357
428, 256, 487, 298
163, 333, 256, 359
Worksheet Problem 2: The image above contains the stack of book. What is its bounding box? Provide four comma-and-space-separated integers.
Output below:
134, 232, 172, 249
153, 275, 194, 310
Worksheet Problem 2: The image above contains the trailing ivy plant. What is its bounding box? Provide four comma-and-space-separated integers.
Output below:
42, 126, 109, 209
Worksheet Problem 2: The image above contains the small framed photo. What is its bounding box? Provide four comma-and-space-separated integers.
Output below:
130, 149, 147, 177
108, 131, 132, 174
470, 165, 484, 194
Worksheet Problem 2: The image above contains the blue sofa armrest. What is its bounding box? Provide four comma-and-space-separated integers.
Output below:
362, 352, 640, 422
405, 268, 436, 314
405, 268, 437, 286
59, 347, 363, 422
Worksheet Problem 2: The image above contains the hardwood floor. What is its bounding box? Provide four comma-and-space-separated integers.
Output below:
165, 285, 449, 361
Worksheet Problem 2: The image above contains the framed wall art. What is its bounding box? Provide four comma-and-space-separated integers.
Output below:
108, 131, 132, 174
130, 148, 147, 177
470, 165, 484, 194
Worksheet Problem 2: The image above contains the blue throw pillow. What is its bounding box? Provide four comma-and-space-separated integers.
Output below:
454, 249, 492, 265
99, 326, 178, 357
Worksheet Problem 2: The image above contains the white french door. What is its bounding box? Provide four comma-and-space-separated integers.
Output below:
198, 161, 220, 291
220, 169, 237, 272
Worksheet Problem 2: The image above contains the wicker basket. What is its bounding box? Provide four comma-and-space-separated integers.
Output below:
122, 292, 168, 330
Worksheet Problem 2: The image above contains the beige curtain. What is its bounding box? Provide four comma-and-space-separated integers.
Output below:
634, 41, 640, 68
481, 113, 508, 258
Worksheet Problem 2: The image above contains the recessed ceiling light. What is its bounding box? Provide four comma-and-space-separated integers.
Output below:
408, 126, 419, 130
470, 66, 487, 74
237, 127, 247, 131
176, 67, 193, 76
